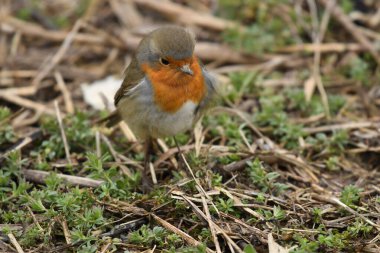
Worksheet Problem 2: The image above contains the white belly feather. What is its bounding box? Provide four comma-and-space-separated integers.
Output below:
118, 79, 198, 139
149, 101, 197, 138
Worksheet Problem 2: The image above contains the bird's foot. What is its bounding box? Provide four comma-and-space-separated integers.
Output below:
141, 174, 153, 193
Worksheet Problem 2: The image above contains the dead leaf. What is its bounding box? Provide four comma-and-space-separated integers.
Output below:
268, 233, 290, 253
304, 76, 316, 103
81, 76, 121, 110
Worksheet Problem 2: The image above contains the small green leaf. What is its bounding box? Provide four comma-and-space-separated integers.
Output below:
244, 244, 257, 253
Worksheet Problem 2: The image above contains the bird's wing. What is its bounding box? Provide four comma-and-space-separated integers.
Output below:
97, 57, 145, 128
114, 57, 145, 106
195, 59, 218, 118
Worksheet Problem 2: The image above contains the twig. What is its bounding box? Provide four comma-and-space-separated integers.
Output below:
10, 30, 21, 57
54, 71, 74, 114
221, 212, 268, 244
119, 31, 257, 64
151, 214, 215, 253
32, 19, 82, 87
272, 150, 319, 183
100, 134, 132, 177
101, 218, 146, 237
277, 42, 364, 53
222, 156, 254, 173
0, 70, 37, 79
149, 162, 157, 185
22, 169, 104, 187
195, 42, 255, 63
54, 101, 72, 166
218, 187, 264, 220
304, 121, 380, 134
83, 0, 102, 21
175, 144, 211, 202
212, 55, 290, 74
4, 16, 251, 64
99, 241, 112, 253
311, 193, 380, 232
26, 206, 43, 231
96, 131, 101, 158
157, 138, 178, 169
201, 196, 222, 253
7, 233, 24, 253
154, 144, 228, 168
118, 121, 137, 142
268, 233, 291, 253
0, 92, 55, 115
0, 129, 42, 160
211, 107, 263, 137
59, 218, 72, 244
132, 0, 238, 31
318, 0, 380, 64
181, 197, 243, 253
307, 0, 331, 118
109, 0, 143, 28
3, 16, 124, 48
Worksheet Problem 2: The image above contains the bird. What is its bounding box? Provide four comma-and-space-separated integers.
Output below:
100, 26, 216, 190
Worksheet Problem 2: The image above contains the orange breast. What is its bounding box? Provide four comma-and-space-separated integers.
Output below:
142, 56, 206, 113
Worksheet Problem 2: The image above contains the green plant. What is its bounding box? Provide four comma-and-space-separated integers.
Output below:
220, 1, 294, 54
306, 131, 349, 155
272, 205, 286, 220
253, 94, 305, 149
340, 185, 362, 208
244, 244, 257, 253
326, 156, 340, 171
259, 205, 286, 221
227, 72, 258, 102
224, 25, 276, 54
247, 158, 288, 194
285, 88, 346, 116
312, 208, 323, 224
291, 235, 319, 253
346, 57, 370, 86
19, 224, 43, 247
205, 114, 242, 146
0, 107, 16, 146
216, 198, 235, 214
347, 219, 373, 236
38, 113, 94, 160
128, 225, 182, 248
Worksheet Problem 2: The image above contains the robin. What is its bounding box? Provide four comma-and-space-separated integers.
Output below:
100, 26, 216, 190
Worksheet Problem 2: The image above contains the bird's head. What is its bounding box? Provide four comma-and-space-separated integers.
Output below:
136, 26, 199, 85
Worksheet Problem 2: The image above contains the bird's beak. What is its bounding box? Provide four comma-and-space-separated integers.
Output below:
180, 64, 193, 76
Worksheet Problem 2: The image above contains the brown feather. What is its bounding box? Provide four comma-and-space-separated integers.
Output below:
114, 56, 145, 106
96, 111, 122, 128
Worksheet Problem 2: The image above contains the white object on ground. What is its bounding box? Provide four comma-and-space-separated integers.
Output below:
81, 76, 122, 110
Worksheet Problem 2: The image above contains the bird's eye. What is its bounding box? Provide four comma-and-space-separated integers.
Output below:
160, 58, 170, 65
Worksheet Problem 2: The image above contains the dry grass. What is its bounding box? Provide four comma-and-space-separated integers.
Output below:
0, 0, 380, 252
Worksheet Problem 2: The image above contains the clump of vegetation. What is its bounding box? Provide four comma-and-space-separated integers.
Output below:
0, 107, 16, 147
247, 159, 288, 195
37, 113, 94, 160
340, 185, 362, 208
128, 225, 182, 249
344, 56, 371, 86
220, 0, 295, 54
253, 92, 305, 149
1, 0, 379, 252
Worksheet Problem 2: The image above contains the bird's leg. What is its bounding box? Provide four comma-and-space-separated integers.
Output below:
142, 137, 154, 192
173, 136, 185, 170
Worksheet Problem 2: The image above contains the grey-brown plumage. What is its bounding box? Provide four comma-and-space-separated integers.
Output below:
98, 26, 216, 191
102, 26, 198, 128
142, 26, 195, 61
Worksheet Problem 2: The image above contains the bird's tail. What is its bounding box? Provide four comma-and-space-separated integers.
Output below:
96, 111, 122, 128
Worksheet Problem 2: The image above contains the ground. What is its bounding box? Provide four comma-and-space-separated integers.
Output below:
0, 0, 380, 253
